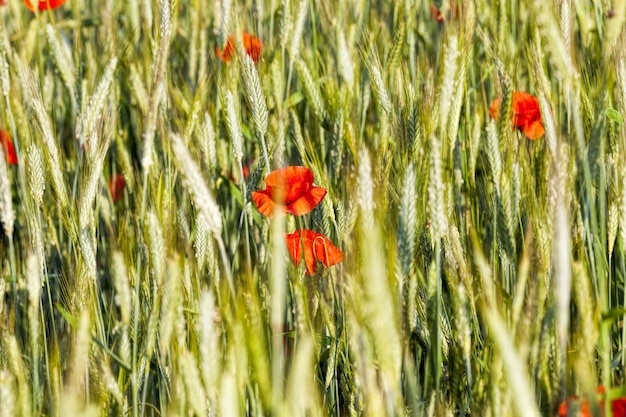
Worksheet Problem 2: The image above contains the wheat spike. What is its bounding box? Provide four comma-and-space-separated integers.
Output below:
337, 30, 354, 86
147, 211, 166, 287
26, 145, 44, 207
17, 60, 69, 206
170, 132, 223, 238
45, 24, 77, 109
142, 0, 172, 170
357, 147, 374, 229
77, 56, 118, 154
428, 135, 447, 242
289, 0, 308, 58
294, 59, 328, 125
240, 53, 269, 138
0, 371, 16, 417
398, 163, 417, 278
438, 35, 459, 135
0, 49, 10, 97
0, 146, 14, 239
223, 90, 244, 163
112, 251, 132, 327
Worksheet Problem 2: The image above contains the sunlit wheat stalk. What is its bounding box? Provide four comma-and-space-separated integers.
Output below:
240, 54, 270, 172
0, 147, 14, 239
18, 59, 70, 208
438, 35, 459, 135
141, 0, 171, 171
45, 24, 77, 111
294, 59, 328, 125
289, 0, 308, 58
169, 132, 233, 293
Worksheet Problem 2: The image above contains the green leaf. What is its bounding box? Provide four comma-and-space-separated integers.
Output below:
55, 303, 78, 328
605, 107, 624, 125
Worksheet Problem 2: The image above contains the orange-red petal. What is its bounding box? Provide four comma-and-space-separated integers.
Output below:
253, 166, 326, 217
24, 0, 66, 11
266, 166, 315, 205
489, 97, 502, 120
285, 231, 303, 267
109, 174, 125, 203
285, 186, 327, 216
558, 386, 626, 417
216, 32, 262, 64
511, 92, 541, 128
521, 120, 545, 140
489, 92, 544, 140
430, 3, 444, 22
216, 36, 235, 62
614, 398, 626, 417
252, 190, 278, 217
242, 32, 262, 64
1, 130, 17, 165
285, 229, 343, 275
311, 231, 344, 268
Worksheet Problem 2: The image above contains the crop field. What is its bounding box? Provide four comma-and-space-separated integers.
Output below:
1, 0, 626, 416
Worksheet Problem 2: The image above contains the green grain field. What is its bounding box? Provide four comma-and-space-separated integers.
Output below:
0, 0, 625, 416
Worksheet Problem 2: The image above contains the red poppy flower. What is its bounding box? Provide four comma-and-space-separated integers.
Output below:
489, 91, 545, 140
559, 386, 626, 417
285, 229, 343, 275
0, 130, 17, 165
109, 174, 125, 203
430, 3, 444, 22
430, 1, 461, 22
23, 0, 66, 11
216, 32, 262, 64
252, 166, 327, 217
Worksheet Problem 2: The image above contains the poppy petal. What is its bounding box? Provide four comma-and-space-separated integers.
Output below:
109, 174, 125, 203
512, 92, 541, 128
489, 97, 502, 119
312, 234, 343, 268
24, 0, 66, 10
242, 32, 262, 63
521, 120, 545, 140
490, 92, 544, 141
266, 166, 314, 204
253, 166, 325, 217
217, 33, 261, 64
0, 131, 17, 165
252, 190, 278, 217
265, 166, 314, 189
289, 229, 343, 275
216, 36, 235, 62
286, 186, 327, 216
299, 235, 316, 274
614, 399, 626, 417
285, 231, 303, 266
430, 3, 444, 22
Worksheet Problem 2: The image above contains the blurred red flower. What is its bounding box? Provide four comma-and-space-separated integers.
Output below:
1, 130, 17, 165
430, 1, 461, 23
285, 229, 343, 275
109, 174, 125, 203
216, 32, 262, 64
252, 166, 326, 217
24, 0, 66, 11
489, 91, 545, 140
430, 3, 444, 22
559, 386, 626, 417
